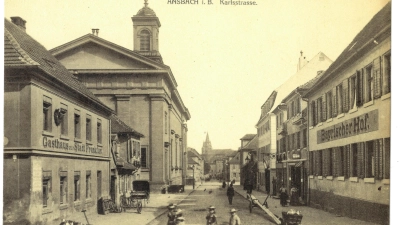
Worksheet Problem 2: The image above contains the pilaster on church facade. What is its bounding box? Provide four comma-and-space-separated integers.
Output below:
51, 1, 190, 190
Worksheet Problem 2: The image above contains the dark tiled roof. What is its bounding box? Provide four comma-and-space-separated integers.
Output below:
305, 2, 391, 94
188, 157, 199, 165
240, 134, 257, 140
241, 135, 258, 150
110, 114, 144, 137
4, 19, 112, 113
228, 153, 240, 164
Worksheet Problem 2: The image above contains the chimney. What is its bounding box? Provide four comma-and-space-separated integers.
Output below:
11, 17, 26, 32
91, 29, 99, 36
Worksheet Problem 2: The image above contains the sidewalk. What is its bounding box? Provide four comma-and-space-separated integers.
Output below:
233, 185, 380, 225
82, 185, 200, 225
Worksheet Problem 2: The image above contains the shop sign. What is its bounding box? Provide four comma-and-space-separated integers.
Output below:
292, 152, 301, 159
43, 136, 102, 154
317, 109, 379, 144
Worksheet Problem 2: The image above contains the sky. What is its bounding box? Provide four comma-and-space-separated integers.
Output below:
3, 0, 392, 153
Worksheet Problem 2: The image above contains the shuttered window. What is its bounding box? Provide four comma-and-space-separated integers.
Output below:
357, 142, 365, 178
382, 52, 391, 95
343, 79, 349, 113
356, 70, 364, 107
344, 145, 351, 178
383, 138, 390, 179
351, 143, 358, 177
349, 75, 357, 109
365, 65, 374, 103
365, 141, 374, 178
373, 57, 382, 99
326, 92, 332, 119
317, 97, 322, 124
336, 84, 343, 114
310, 101, 316, 126
332, 87, 337, 117
140, 30, 151, 51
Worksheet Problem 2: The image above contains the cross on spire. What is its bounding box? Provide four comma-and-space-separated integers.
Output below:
144, 0, 148, 7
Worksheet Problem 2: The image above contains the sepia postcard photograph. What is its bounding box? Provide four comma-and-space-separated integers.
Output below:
2, 0, 396, 224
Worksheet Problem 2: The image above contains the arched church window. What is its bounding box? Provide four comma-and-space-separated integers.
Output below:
140, 30, 151, 51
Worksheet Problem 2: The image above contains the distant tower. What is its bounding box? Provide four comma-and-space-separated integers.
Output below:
131, 0, 163, 63
202, 133, 212, 161
297, 50, 308, 71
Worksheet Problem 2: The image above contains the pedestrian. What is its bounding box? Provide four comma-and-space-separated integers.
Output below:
206, 205, 218, 225
290, 185, 299, 206
227, 183, 235, 205
175, 216, 186, 225
279, 185, 288, 207
167, 203, 176, 225
222, 181, 226, 188
229, 208, 241, 225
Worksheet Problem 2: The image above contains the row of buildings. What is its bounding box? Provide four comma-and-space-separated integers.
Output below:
4, 2, 191, 224
238, 2, 391, 224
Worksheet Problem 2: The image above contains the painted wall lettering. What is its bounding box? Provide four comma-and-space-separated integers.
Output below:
317, 109, 379, 144
42, 137, 102, 155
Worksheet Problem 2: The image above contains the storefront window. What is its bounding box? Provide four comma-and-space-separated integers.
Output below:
43, 171, 51, 208
74, 172, 80, 201
60, 173, 67, 205
86, 171, 91, 199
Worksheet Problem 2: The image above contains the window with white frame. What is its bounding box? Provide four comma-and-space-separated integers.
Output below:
97, 119, 102, 143
74, 111, 81, 139
86, 171, 91, 199
43, 97, 52, 132
60, 172, 68, 205
74, 171, 80, 201
86, 115, 92, 141
60, 104, 68, 136
43, 171, 52, 208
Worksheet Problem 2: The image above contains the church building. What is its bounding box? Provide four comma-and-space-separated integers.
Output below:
51, 1, 190, 190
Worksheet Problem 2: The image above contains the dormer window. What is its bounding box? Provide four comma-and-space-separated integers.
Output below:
140, 30, 151, 51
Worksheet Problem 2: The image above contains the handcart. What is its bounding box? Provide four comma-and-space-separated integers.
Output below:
120, 180, 150, 213
281, 210, 303, 225
247, 194, 282, 224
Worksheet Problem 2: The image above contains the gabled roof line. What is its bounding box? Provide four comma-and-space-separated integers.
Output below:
50, 34, 169, 71
4, 29, 39, 66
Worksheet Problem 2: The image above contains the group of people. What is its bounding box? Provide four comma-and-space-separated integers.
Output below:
279, 184, 300, 207
167, 203, 185, 225
167, 201, 241, 225
206, 205, 241, 225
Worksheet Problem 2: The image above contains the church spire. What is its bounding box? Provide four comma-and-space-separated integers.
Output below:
205, 132, 210, 143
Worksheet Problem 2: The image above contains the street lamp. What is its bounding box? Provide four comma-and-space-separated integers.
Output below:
190, 165, 195, 190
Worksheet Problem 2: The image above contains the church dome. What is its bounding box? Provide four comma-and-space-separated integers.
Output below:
136, 1, 156, 16
136, 6, 156, 16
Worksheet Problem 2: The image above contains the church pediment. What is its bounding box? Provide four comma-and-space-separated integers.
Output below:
50, 34, 167, 71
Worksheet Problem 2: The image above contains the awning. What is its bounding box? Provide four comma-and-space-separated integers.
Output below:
294, 161, 303, 167
116, 157, 138, 175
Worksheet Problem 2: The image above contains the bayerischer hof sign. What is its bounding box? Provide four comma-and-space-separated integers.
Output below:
317, 109, 379, 144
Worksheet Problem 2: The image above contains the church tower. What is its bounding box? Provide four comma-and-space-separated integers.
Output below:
132, 0, 163, 63
202, 133, 212, 161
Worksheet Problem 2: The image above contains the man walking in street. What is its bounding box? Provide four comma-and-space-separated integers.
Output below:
229, 208, 241, 225
167, 203, 176, 225
227, 183, 235, 205
206, 205, 218, 225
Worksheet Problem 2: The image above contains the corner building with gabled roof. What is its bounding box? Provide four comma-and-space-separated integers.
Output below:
51, 1, 190, 191
304, 3, 390, 224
